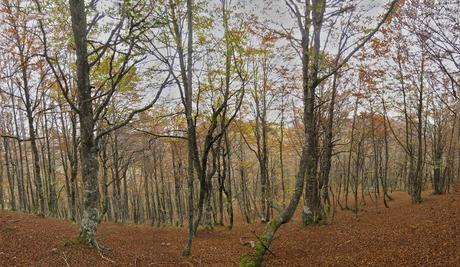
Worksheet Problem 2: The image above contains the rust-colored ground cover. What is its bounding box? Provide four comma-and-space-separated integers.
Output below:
1, 186, 460, 266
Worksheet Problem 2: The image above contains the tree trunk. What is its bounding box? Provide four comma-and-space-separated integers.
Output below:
69, 0, 99, 246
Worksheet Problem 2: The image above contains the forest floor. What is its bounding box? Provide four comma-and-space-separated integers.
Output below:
1, 185, 460, 267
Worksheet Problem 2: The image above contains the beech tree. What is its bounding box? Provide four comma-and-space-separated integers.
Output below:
240, 0, 399, 265
0, 0, 459, 264
66, 0, 171, 246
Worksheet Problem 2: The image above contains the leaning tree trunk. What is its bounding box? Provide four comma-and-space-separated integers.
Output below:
240, 142, 309, 266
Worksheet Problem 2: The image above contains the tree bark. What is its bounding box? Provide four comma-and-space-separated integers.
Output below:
69, 0, 100, 246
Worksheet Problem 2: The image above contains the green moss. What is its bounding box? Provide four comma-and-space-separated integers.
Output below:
238, 238, 265, 267
253, 243, 263, 256
239, 253, 257, 267
239, 219, 279, 267
268, 219, 278, 229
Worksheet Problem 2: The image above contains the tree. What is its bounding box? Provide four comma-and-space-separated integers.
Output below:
240, 0, 398, 264
67, 0, 171, 246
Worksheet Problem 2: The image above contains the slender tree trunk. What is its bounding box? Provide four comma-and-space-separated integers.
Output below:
143, 150, 152, 223
381, 98, 391, 207
42, 101, 57, 216
223, 133, 234, 229
171, 144, 183, 226
345, 98, 359, 209
10, 94, 27, 211
3, 138, 16, 210
0, 149, 4, 209
319, 68, 339, 215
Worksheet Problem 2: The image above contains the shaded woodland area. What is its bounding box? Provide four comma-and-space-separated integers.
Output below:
0, 0, 459, 266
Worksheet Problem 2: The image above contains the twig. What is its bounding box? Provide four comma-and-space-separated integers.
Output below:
61, 252, 70, 267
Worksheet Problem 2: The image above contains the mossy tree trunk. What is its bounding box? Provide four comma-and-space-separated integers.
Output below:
240, 146, 309, 266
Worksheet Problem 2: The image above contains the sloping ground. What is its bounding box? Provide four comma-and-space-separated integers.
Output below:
1, 186, 460, 266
